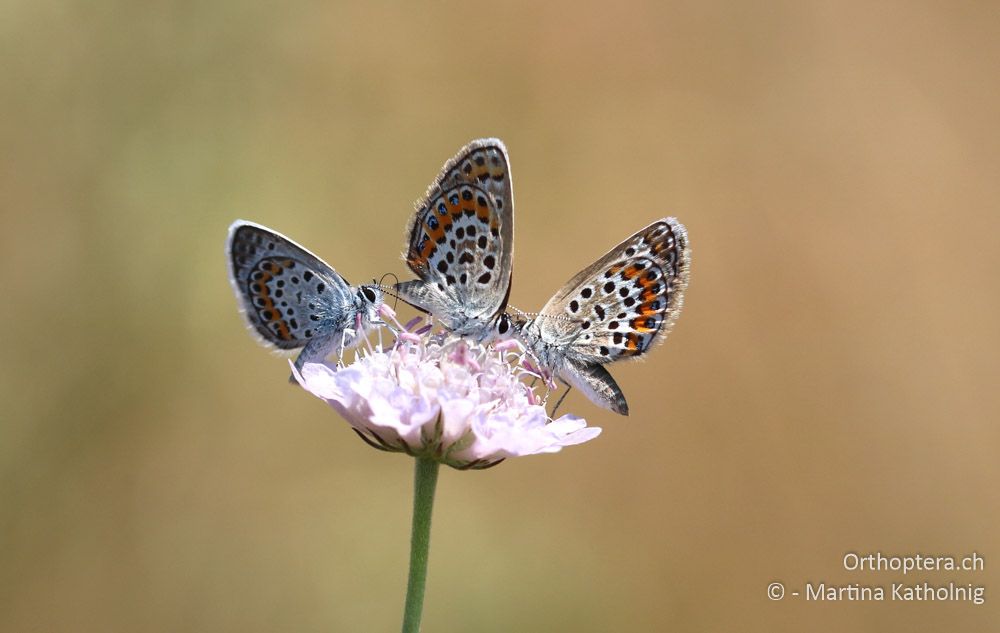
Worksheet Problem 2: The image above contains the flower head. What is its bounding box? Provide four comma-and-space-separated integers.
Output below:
292, 309, 600, 469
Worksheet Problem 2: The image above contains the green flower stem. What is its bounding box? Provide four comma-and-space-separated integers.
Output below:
401, 457, 439, 633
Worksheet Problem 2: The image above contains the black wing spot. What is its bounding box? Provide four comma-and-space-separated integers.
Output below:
625, 247, 636, 256
608, 321, 619, 330
477, 195, 488, 207
459, 252, 474, 264
446, 275, 456, 286
478, 235, 488, 248
582, 321, 591, 330
467, 225, 477, 236
456, 227, 465, 239
595, 305, 606, 320
613, 332, 623, 344
603, 281, 615, 293
304, 271, 314, 281
316, 283, 325, 293
600, 346, 609, 356
437, 260, 448, 273
580, 287, 592, 299
619, 287, 629, 298
460, 273, 468, 284
623, 297, 636, 307
462, 189, 473, 201
446, 251, 455, 263
569, 300, 579, 313
483, 255, 496, 270
478, 272, 491, 284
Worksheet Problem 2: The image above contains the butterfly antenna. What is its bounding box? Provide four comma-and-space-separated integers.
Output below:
509, 305, 536, 318
376, 272, 401, 310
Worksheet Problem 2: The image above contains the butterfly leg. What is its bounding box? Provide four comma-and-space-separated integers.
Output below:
550, 385, 573, 418
338, 326, 357, 366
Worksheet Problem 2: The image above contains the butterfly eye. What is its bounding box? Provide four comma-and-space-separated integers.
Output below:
497, 314, 511, 336
360, 287, 378, 303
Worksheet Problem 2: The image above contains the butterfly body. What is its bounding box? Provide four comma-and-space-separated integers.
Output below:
226, 220, 383, 372
514, 218, 690, 415
395, 138, 514, 343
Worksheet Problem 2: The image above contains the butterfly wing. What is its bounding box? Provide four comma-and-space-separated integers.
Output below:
396, 139, 514, 336
531, 218, 690, 414
536, 217, 689, 361
226, 220, 359, 353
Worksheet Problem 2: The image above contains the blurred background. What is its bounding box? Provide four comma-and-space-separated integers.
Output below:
2, 1, 998, 631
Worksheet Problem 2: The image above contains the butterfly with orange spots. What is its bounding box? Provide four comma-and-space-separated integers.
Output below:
512, 218, 690, 416
226, 221, 383, 374
394, 138, 515, 341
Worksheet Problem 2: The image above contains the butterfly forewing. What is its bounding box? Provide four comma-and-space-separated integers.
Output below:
397, 139, 514, 336
535, 218, 689, 364
227, 221, 366, 352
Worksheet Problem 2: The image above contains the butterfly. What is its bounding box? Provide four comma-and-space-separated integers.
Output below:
394, 138, 515, 341
226, 220, 384, 374
512, 218, 690, 416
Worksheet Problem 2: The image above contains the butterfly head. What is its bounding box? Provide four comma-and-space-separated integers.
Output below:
356, 285, 384, 325
494, 312, 516, 340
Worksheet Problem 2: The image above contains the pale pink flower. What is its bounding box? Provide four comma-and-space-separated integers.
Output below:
292, 313, 600, 470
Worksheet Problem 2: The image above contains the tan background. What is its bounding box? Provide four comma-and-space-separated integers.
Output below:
2, 1, 998, 631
